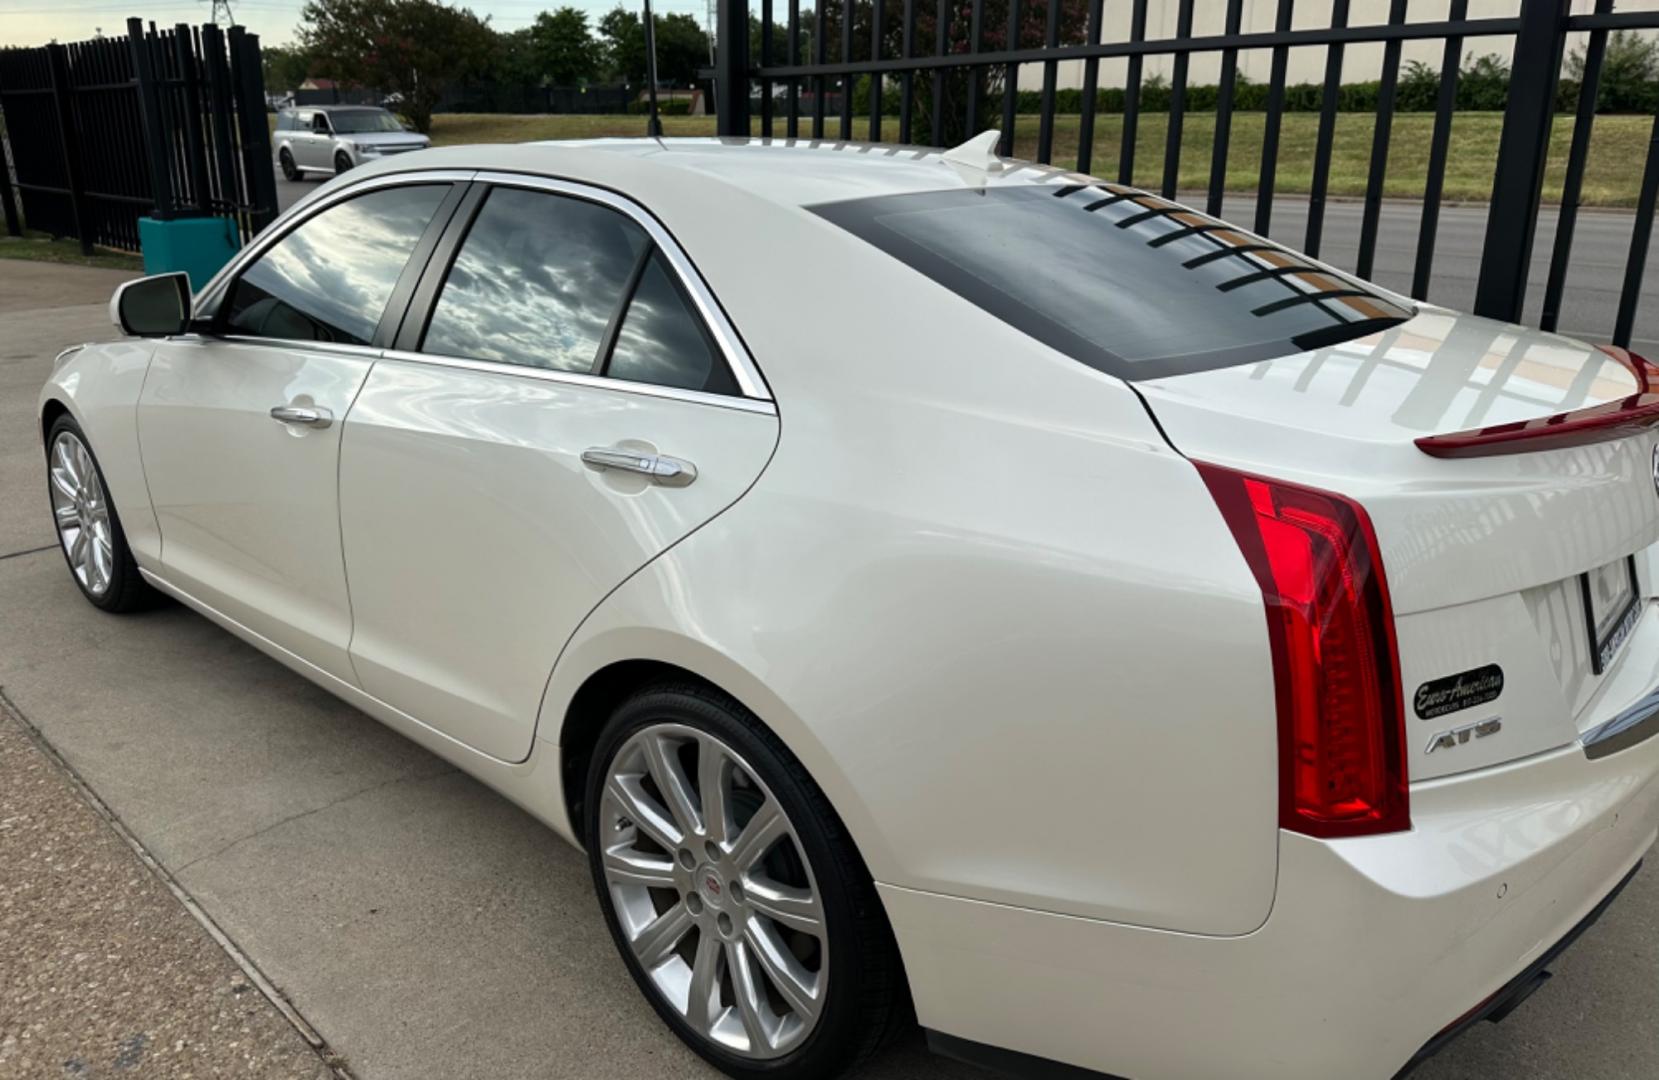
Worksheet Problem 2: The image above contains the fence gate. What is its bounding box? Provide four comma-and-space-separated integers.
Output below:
0, 17, 277, 255
712, 0, 1659, 347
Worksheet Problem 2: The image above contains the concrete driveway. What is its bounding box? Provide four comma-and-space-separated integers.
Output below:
2, 259, 1657, 1080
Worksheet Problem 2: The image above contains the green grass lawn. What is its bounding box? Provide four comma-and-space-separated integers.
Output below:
0, 233, 143, 271
395, 110, 1653, 208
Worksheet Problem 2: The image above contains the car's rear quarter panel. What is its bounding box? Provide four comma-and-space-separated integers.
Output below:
545, 182, 1283, 936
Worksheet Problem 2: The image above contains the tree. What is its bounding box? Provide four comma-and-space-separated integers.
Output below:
598, 8, 646, 84
907, 0, 1089, 144
530, 7, 601, 86
261, 44, 312, 94
598, 6, 709, 86
298, 0, 495, 133
1457, 51, 1510, 112
1568, 30, 1659, 113
489, 26, 542, 87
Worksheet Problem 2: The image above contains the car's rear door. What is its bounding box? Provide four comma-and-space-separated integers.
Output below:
304, 111, 333, 169
137, 176, 466, 682
337, 175, 777, 762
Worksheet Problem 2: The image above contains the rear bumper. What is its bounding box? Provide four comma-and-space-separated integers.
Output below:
1392, 857, 1640, 1077
882, 729, 1659, 1080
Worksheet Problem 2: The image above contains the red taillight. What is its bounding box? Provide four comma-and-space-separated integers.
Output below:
1197, 463, 1410, 839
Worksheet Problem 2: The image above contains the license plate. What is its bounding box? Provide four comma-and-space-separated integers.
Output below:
1581, 555, 1641, 675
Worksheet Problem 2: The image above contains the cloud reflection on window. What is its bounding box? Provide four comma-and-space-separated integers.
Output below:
228, 185, 447, 345
606, 252, 732, 394
422, 187, 647, 373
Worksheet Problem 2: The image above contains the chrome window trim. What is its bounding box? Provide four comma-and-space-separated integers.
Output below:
374, 348, 778, 416
469, 170, 771, 402
185, 334, 386, 362
192, 168, 480, 311
187, 165, 774, 408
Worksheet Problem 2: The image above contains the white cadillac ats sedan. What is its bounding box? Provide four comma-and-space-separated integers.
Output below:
38, 137, 1659, 1080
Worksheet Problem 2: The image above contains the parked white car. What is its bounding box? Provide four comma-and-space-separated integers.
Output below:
273, 105, 429, 180
38, 137, 1659, 1080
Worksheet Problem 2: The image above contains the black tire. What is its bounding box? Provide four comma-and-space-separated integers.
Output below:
278, 148, 299, 181
45, 415, 159, 614
585, 683, 908, 1079
334, 151, 353, 175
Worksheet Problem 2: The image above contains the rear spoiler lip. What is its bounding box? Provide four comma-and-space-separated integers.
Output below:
1415, 346, 1659, 459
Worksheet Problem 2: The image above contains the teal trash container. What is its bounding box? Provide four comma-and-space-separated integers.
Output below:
137, 215, 239, 293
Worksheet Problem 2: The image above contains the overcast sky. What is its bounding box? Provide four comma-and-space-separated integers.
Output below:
0, 0, 713, 49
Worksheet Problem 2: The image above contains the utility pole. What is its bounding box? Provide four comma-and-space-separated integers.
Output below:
203, 0, 236, 26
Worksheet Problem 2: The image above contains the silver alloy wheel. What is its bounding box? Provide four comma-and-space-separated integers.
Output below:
600, 723, 828, 1060
48, 431, 115, 597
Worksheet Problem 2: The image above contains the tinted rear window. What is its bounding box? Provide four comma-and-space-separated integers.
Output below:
812, 183, 1414, 380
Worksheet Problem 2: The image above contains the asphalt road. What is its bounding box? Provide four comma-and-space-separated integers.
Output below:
4, 258, 1659, 1078
277, 174, 1659, 355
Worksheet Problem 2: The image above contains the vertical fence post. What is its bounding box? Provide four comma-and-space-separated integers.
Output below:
716, 0, 751, 136
1305, 0, 1348, 258
228, 27, 278, 237
1356, 0, 1407, 281
1614, 113, 1659, 348
868, 0, 883, 141
0, 127, 22, 237
927, 0, 944, 146
1160, 0, 1194, 198
998, 0, 1021, 156
46, 43, 92, 254
1473, 0, 1569, 323
200, 24, 240, 235
762, 0, 775, 137
1541, 0, 1611, 330
839, 0, 853, 139
1075, 0, 1104, 174
1118, 0, 1147, 185
0, 57, 23, 236
174, 23, 211, 215
1412, 0, 1467, 300
1254, 0, 1294, 237
126, 18, 175, 224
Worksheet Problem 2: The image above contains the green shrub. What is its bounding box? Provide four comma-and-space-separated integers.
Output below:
626, 99, 692, 115
880, 47, 1657, 118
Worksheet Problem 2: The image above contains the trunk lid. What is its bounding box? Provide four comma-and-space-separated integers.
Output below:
1139, 307, 1659, 781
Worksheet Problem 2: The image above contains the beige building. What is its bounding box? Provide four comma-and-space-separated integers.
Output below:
1022, 0, 1643, 91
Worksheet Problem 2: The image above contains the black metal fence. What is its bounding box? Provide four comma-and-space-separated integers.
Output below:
0, 18, 277, 255
712, 0, 1659, 347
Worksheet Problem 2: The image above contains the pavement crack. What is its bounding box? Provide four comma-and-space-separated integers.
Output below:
0, 543, 56, 561
171, 766, 458, 876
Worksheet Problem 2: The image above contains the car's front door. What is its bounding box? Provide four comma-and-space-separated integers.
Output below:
137, 180, 461, 682
337, 178, 779, 762
286, 110, 316, 168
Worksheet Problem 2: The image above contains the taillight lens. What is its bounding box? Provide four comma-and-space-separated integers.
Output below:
1197, 463, 1410, 839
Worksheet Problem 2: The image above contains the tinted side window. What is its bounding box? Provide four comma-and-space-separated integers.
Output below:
422, 187, 647, 372
605, 251, 735, 394
223, 184, 448, 345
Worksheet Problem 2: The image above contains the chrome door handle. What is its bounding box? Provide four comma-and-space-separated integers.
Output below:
581, 447, 697, 487
269, 404, 333, 429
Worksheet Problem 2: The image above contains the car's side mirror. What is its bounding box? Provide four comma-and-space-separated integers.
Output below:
110, 272, 191, 337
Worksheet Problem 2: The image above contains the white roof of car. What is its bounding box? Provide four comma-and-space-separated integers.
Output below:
371, 137, 1079, 211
